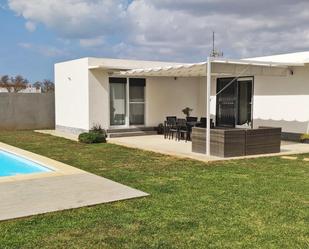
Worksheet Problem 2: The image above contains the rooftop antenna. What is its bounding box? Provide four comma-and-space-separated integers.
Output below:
210, 31, 223, 57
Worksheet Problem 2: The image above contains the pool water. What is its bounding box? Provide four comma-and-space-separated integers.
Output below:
0, 150, 52, 177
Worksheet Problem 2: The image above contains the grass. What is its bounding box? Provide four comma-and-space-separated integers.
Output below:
0, 131, 308, 249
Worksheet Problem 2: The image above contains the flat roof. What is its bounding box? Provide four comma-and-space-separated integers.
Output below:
246, 51, 309, 64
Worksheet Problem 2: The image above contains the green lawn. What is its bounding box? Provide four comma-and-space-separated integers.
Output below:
0, 131, 308, 249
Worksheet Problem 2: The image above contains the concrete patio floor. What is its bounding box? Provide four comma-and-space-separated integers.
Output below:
0, 143, 148, 221
109, 135, 309, 162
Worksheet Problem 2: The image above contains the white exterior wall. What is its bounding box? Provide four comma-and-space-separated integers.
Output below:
145, 77, 204, 126
55, 58, 90, 133
253, 66, 309, 134
55, 56, 309, 135
88, 69, 109, 130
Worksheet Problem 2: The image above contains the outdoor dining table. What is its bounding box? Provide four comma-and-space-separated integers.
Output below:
186, 121, 200, 127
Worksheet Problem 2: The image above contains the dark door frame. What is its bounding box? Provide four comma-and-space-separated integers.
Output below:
216, 76, 254, 128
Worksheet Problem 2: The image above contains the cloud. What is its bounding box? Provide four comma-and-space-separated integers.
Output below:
25, 21, 36, 32
18, 42, 69, 57
8, 0, 129, 38
79, 36, 105, 48
8, 0, 309, 61
18, 42, 32, 49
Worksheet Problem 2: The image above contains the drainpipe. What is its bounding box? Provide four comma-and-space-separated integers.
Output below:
206, 57, 212, 156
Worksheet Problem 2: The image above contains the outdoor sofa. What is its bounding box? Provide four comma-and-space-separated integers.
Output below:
192, 127, 282, 157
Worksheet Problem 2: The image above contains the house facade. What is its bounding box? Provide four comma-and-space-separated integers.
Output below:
54, 52, 309, 139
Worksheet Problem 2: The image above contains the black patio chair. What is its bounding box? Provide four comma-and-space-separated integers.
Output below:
165, 116, 177, 139
177, 118, 190, 142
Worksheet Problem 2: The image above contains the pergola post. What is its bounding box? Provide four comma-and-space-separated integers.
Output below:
206, 57, 212, 156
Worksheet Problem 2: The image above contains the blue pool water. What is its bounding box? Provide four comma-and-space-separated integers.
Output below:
0, 150, 52, 177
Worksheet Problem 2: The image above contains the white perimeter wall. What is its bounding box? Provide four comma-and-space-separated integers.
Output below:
55, 58, 90, 132
253, 66, 309, 134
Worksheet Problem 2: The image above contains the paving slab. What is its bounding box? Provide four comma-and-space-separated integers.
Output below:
281, 156, 298, 160
0, 173, 148, 221
0, 142, 148, 221
35, 130, 78, 141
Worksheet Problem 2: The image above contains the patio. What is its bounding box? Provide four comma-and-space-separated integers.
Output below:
109, 135, 309, 162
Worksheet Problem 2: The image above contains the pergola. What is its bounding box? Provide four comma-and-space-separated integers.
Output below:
117, 58, 304, 156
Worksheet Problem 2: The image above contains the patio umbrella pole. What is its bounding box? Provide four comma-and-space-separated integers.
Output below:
206, 57, 212, 156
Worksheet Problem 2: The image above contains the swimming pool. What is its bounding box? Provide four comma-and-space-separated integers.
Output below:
0, 150, 52, 177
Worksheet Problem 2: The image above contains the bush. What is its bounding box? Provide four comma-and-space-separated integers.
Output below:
90, 124, 106, 135
300, 133, 309, 142
78, 131, 107, 144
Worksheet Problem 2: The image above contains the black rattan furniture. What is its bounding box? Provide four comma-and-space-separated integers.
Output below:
196, 117, 214, 128
192, 127, 282, 157
245, 127, 281, 155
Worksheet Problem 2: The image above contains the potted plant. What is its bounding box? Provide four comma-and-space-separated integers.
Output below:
157, 123, 164, 134
300, 133, 309, 144
182, 107, 193, 118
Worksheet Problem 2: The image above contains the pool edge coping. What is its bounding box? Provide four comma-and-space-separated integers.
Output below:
0, 142, 86, 183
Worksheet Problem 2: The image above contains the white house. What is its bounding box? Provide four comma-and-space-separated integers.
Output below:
54, 51, 309, 140
0, 86, 41, 93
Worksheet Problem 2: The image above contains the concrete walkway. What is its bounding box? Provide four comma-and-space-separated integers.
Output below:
109, 135, 309, 162
35, 130, 79, 141
0, 173, 147, 221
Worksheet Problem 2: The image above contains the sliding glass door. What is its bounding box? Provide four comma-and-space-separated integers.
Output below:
216, 77, 253, 128
216, 78, 237, 127
109, 77, 145, 127
109, 78, 127, 126
129, 78, 145, 125
237, 79, 252, 127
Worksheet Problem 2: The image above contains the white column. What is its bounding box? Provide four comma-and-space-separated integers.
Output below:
126, 77, 130, 127
206, 57, 212, 156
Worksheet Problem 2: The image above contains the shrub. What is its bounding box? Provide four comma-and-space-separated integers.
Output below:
300, 133, 309, 142
90, 124, 106, 135
78, 130, 107, 144
78, 132, 98, 144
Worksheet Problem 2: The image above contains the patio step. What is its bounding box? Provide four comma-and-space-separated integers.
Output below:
107, 127, 157, 138
108, 130, 157, 138
107, 127, 156, 133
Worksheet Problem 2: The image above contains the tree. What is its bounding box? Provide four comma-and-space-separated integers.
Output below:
32, 81, 42, 91
41, 80, 55, 93
0, 75, 12, 92
32, 80, 54, 93
10, 75, 28, 92
42, 79, 54, 93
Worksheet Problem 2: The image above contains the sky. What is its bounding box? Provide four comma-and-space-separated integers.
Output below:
1, 0, 309, 83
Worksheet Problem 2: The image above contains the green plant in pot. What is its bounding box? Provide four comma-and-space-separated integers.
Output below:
157, 123, 164, 134
182, 107, 193, 118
